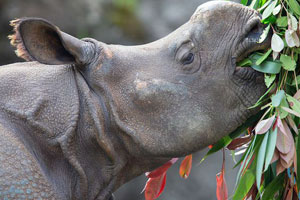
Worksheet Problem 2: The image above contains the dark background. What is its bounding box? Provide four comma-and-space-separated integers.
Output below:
0, 0, 240, 199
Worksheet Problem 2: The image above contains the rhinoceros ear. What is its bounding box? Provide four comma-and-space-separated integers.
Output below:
9, 18, 94, 65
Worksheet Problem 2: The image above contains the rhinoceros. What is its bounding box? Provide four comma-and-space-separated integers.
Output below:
0, 1, 269, 200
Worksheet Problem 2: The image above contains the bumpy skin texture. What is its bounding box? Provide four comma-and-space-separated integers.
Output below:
0, 1, 270, 200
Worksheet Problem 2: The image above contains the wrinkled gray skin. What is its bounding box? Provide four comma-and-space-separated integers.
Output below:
0, 1, 269, 200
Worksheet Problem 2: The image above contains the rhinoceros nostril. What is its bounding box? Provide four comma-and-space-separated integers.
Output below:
244, 18, 263, 41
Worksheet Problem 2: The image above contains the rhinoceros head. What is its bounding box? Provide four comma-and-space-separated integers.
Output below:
10, 1, 268, 163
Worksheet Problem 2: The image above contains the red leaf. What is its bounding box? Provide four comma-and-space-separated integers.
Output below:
276, 120, 294, 154
285, 187, 293, 200
146, 158, 178, 178
216, 150, 228, 200
276, 160, 286, 176
271, 148, 279, 164
227, 134, 252, 150
209, 145, 213, 149
144, 172, 167, 200
179, 155, 193, 179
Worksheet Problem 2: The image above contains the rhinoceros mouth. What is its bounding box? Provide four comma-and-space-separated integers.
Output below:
233, 16, 271, 82
235, 16, 270, 63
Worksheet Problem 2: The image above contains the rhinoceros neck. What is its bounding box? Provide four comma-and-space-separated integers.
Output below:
73, 70, 171, 199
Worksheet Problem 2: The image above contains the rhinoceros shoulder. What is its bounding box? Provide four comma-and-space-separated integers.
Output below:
0, 61, 80, 139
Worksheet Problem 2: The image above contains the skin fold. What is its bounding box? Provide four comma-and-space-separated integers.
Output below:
0, 1, 270, 200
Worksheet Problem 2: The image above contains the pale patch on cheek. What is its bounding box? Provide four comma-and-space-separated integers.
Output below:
95, 63, 103, 71
104, 48, 113, 59
135, 79, 148, 90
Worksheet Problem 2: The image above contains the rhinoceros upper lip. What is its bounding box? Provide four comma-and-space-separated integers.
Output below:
235, 16, 271, 63
233, 17, 270, 82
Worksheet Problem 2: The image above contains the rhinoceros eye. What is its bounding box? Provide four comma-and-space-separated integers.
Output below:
182, 53, 194, 65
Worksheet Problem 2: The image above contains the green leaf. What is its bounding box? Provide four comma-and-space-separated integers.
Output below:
241, 0, 249, 5
200, 135, 231, 163
250, 53, 282, 74
256, 133, 269, 189
291, 75, 300, 86
237, 58, 252, 67
276, 16, 288, 27
272, 4, 281, 15
271, 90, 285, 107
279, 98, 289, 118
250, 0, 260, 9
258, 0, 272, 11
251, 60, 282, 74
261, 172, 285, 200
280, 54, 296, 71
262, 0, 278, 20
249, 83, 276, 109
294, 48, 300, 54
265, 74, 276, 88
232, 169, 256, 200
264, 128, 277, 171
259, 25, 271, 43
287, 94, 300, 113
262, 15, 277, 24
289, 0, 300, 16
256, 49, 272, 65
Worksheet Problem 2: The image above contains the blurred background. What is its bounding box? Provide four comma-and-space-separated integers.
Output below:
0, 0, 241, 199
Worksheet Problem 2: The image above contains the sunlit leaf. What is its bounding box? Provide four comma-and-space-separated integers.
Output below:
258, 0, 272, 11
285, 30, 300, 48
179, 155, 192, 179
259, 24, 271, 43
250, 0, 260, 9
272, 4, 281, 15
262, 0, 277, 20
271, 33, 284, 52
